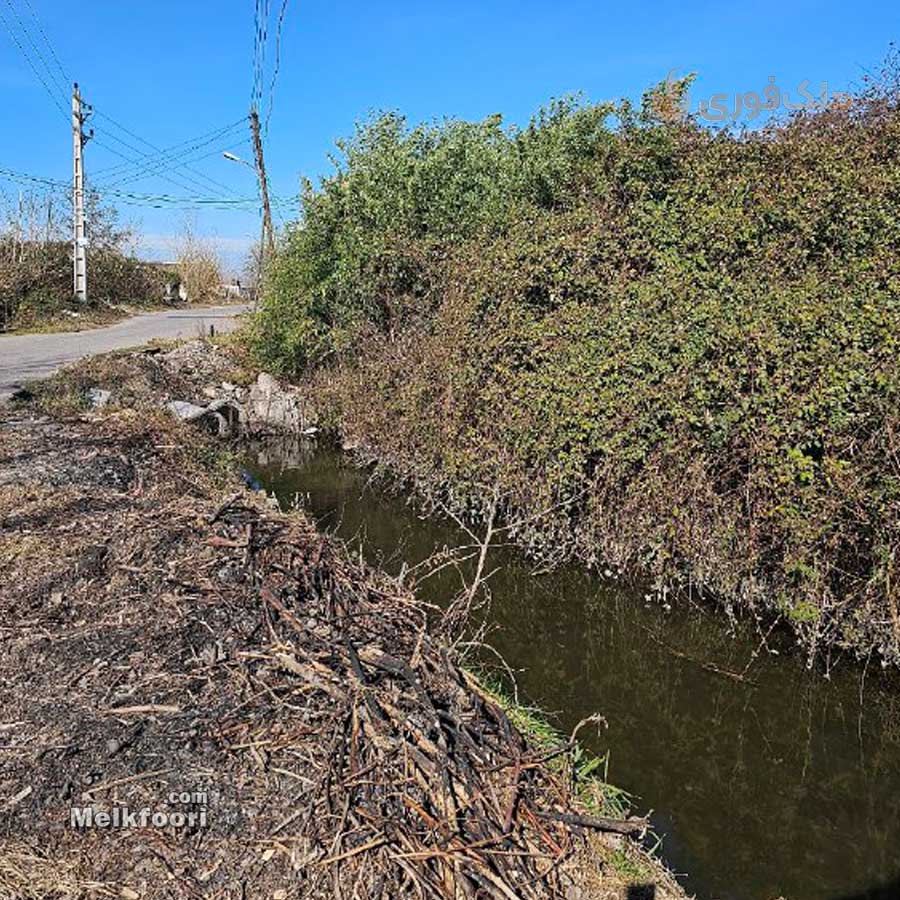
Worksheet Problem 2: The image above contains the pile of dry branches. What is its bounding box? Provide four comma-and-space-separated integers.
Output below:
0, 407, 660, 900
245, 509, 647, 898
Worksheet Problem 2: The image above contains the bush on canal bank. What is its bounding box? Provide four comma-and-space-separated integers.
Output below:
252, 59, 900, 664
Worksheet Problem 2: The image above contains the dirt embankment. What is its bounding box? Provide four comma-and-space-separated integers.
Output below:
0, 348, 687, 900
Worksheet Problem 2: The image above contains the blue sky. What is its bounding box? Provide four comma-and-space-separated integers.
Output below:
0, 0, 896, 273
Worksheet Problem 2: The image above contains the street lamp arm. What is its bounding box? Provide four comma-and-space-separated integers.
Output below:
223, 152, 254, 169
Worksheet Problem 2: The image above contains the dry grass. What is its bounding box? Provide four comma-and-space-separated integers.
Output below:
176, 235, 223, 305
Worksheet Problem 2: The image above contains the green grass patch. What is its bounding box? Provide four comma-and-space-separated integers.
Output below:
470, 669, 635, 821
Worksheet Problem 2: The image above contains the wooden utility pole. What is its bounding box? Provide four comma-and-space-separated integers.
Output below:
249, 108, 276, 262
72, 83, 88, 302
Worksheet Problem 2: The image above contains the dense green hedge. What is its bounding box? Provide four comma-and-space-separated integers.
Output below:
252, 70, 900, 663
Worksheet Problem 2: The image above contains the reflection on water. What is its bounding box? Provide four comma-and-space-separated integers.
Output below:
245, 439, 900, 900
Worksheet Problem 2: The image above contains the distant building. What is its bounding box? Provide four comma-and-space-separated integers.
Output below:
222, 279, 257, 303
141, 263, 256, 304
142, 261, 183, 304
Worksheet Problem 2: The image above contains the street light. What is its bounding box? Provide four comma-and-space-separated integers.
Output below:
223, 151, 254, 169
224, 152, 265, 309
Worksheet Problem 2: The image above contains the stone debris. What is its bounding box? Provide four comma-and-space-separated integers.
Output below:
166, 398, 242, 437
245, 371, 315, 434
87, 387, 112, 408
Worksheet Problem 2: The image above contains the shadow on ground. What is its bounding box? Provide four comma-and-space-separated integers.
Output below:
833, 875, 900, 900
628, 886, 655, 900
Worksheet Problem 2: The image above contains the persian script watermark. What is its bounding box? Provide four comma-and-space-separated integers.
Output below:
70, 788, 211, 830
661, 70, 853, 123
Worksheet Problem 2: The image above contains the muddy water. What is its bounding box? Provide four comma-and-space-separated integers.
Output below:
244, 440, 900, 900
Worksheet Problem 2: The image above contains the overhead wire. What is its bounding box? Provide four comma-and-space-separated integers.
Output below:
264, 0, 289, 135
251, 0, 261, 107
90, 134, 233, 200
90, 109, 249, 196
252, 0, 272, 111
0, 4, 249, 205
0, 165, 299, 213
90, 117, 248, 178
91, 128, 234, 199
0, 0, 68, 119
109, 138, 253, 191
0, 0, 299, 226
251, 0, 296, 237
20, 0, 69, 87
2, 0, 66, 98
96, 120, 249, 193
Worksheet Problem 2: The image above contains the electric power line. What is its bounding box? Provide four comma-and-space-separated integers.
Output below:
93, 114, 249, 194
2, 0, 66, 98
0, 0, 297, 225
264, 0, 289, 134
91, 108, 247, 195
90, 117, 247, 178
0, 0, 68, 119
92, 138, 226, 199
0, 164, 255, 210
20, 0, 69, 87
0, 164, 299, 211
87, 114, 248, 202
252, 0, 271, 110
90, 135, 235, 200
90, 125, 238, 199
251, 0, 259, 106
109, 138, 254, 192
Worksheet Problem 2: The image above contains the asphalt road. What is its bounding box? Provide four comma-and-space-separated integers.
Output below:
0, 304, 251, 400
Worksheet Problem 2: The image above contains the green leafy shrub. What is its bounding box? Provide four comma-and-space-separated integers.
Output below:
253, 62, 900, 664
250, 95, 618, 369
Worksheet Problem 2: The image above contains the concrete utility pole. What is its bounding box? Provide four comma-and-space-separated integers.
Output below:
249, 108, 276, 262
72, 83, 88, 302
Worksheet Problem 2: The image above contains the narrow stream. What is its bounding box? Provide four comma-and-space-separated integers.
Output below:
244, 439, 900, 900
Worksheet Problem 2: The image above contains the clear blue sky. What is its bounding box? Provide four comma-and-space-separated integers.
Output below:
0, 0, 896, 273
